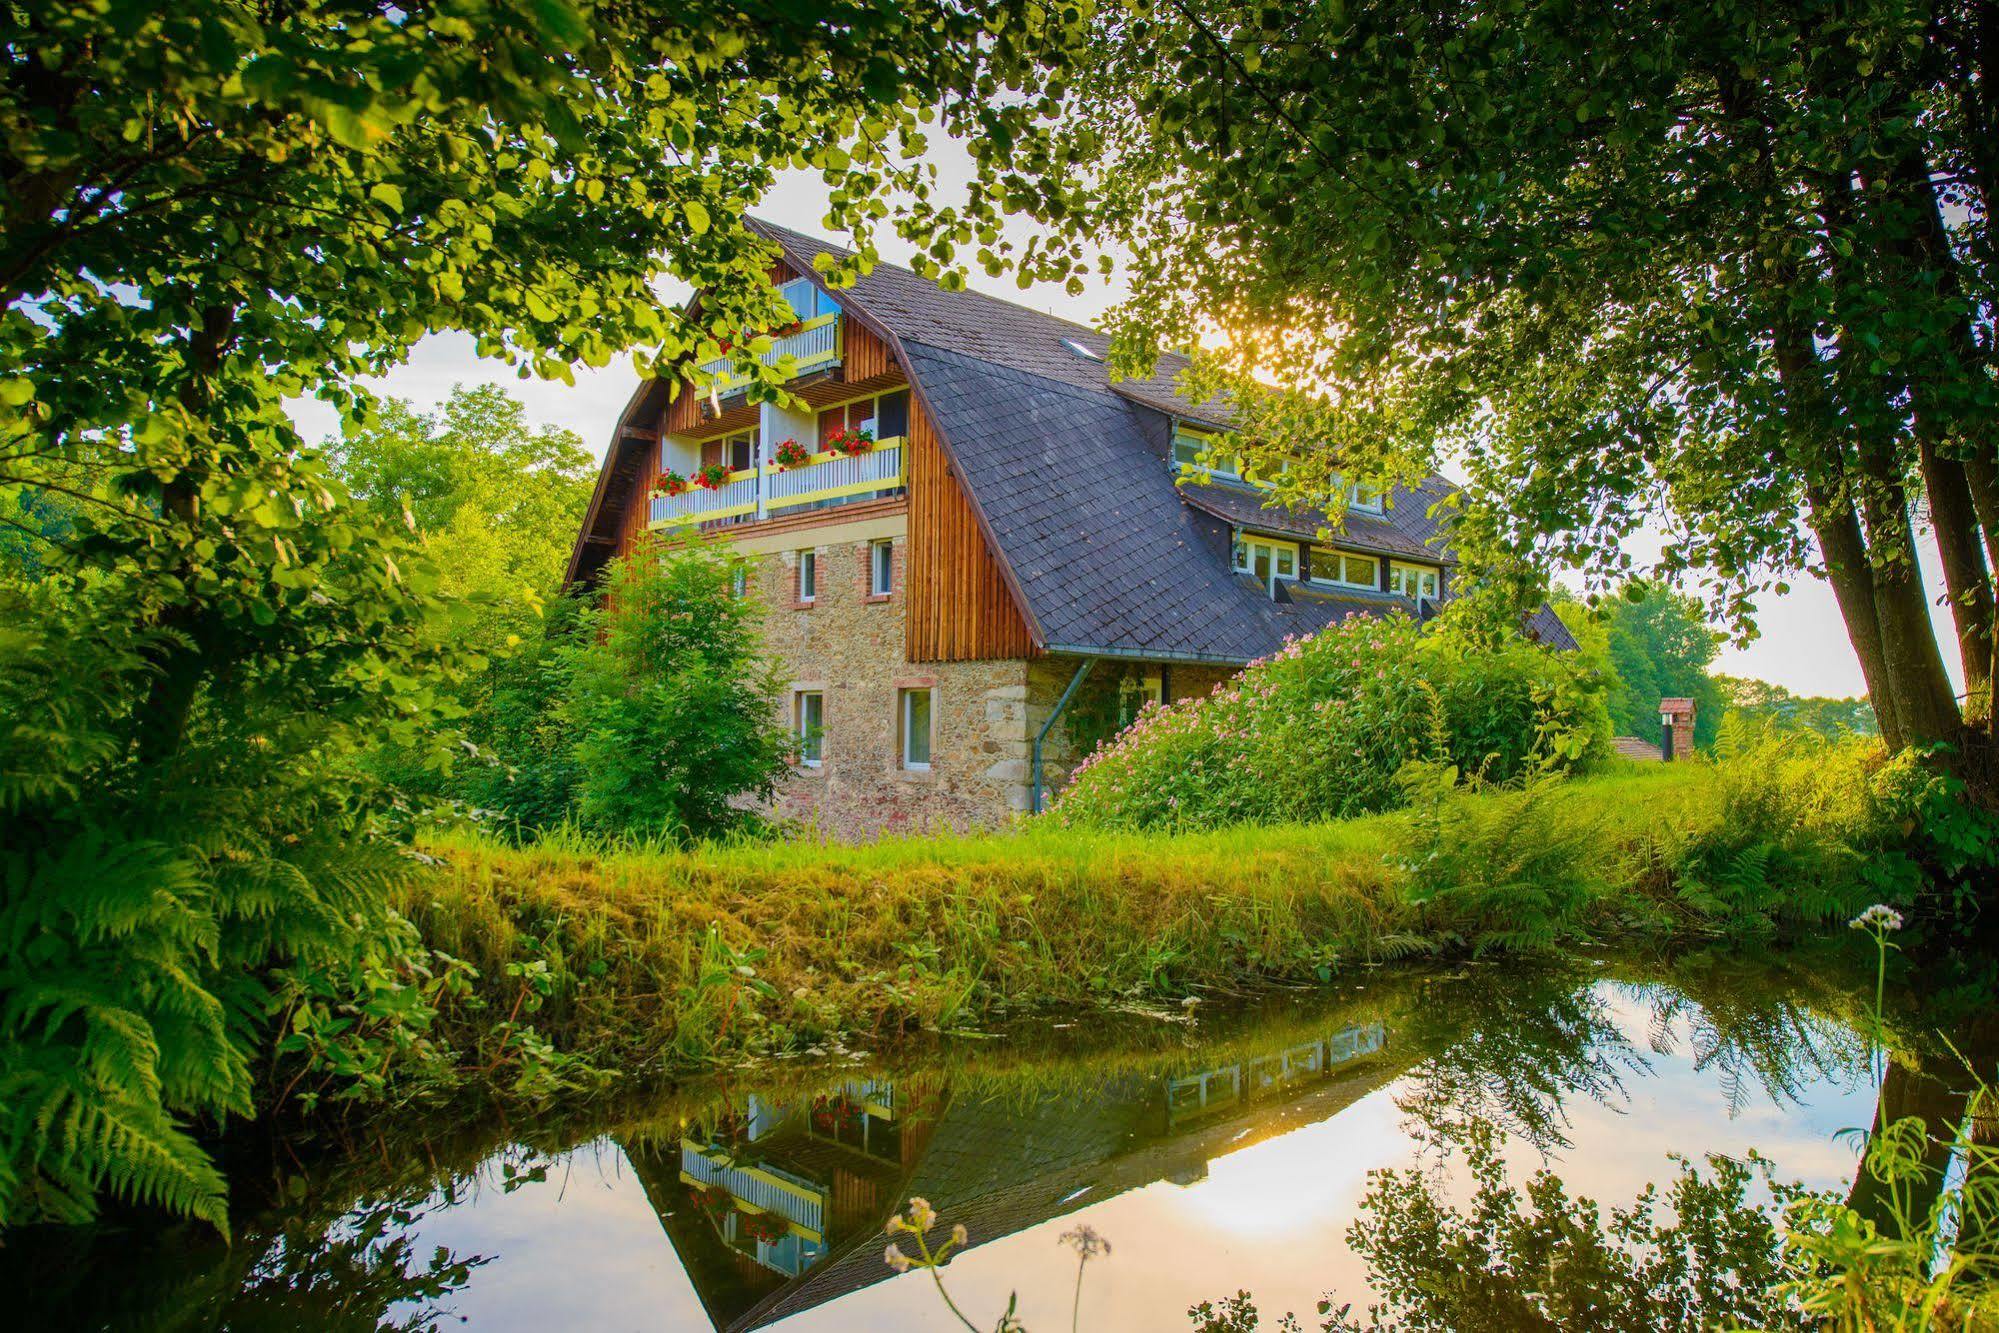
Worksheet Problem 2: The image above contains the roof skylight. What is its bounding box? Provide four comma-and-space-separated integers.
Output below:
1059, 337, 1104, 362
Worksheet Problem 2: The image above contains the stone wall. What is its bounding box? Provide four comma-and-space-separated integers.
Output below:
734, 513, 1247, 837
747, 516, 1036, 839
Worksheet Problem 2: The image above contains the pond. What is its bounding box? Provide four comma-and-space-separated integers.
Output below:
13, 944, 1980, 1331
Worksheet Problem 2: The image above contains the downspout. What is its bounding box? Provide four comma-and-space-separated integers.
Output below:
1029, 658, 1096, 815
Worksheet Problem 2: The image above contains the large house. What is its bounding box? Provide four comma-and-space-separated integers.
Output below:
566, 219, 1571, 838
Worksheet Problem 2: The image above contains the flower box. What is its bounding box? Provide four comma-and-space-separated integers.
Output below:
694, 463, 732, 490
826, 426, 875, 457
652, 470, 689, 498
773, 438, 811, 469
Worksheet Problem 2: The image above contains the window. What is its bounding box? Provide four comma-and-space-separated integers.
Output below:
1333, 472, 1386, 514
900, 688, 933, 770
795, 691, 824, 766
779, 276, 841, 323
705, 428, 758, 474
1234, 534, 1300, 596
817, 390, 910, 448
796, 549, 816, 602
1389, 562, 1440, 601
870, 539, 894, 596
730, 564, 748, 598
1308, 548, 1380, 589
1173, 429, 1237, 476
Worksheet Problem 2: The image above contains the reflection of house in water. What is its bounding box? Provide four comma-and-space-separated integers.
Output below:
623, 1021, 1398, 1332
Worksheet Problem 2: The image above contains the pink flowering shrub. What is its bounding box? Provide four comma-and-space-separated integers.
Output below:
1048, 615, 1609, 831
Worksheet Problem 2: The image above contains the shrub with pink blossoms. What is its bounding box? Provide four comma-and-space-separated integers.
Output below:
1048, 614, 1609, 832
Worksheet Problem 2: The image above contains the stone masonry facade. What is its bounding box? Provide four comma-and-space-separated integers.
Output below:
738, 516, 1243, 839
748, 517, 1036, 839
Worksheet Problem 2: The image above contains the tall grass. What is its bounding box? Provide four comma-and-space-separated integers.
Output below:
406, 736, 1938, 1076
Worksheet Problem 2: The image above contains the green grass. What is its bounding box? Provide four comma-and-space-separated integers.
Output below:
403, 747, 1919, 1077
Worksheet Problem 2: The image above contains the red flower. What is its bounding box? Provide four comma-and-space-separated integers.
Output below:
653, 470, 690, 497
827, 426, 875, 457
695, 463, 732, 490
774, 438, 811, 468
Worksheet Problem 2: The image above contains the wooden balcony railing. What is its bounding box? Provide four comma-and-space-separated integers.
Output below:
678, 1139, 828, 1238
697, 313, 841, 394
649, 436, 906, 529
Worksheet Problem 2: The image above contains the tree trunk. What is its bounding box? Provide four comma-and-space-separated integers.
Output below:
1854, 480, 1964, 749
135, 304, 237, 765
1919, 441, 1994, 721
1805, 482, 1905, 751
1846, 1059, 1967, 1241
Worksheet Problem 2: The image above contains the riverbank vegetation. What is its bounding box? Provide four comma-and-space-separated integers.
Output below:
402, 733, 1954, 1081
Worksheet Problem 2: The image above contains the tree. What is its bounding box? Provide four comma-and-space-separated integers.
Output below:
0, 0, 1099, 1230
1067, 0, 1999, 782
327, 385, 596, 655
1718, 676, 1881, 740
562, 540, 793, 840
1601, 584, 1726, 749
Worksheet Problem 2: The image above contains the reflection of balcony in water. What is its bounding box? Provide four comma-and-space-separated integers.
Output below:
625, 1020, 1399, 1332
1164, 1023, 1386, 1130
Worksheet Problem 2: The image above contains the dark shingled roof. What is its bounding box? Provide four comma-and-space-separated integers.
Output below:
1176, 475, 1461, 564
737, 219, 1562, 664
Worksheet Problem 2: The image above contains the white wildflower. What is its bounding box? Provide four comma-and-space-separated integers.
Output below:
1059, 1223, 1112, 1260
884, 1242, 912, 1273
907, 1196, 937, 1232
1850, 904, 1905, 933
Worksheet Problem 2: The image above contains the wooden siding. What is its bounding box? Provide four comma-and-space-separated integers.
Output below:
613, 440, 653, 562
906, 402, 1038, 662
660, 260, 898, 438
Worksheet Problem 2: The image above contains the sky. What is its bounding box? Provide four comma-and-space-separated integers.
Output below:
282, 168, 1959, 703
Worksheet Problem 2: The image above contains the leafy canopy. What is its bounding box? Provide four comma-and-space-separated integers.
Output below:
1065, 0, 1999, 763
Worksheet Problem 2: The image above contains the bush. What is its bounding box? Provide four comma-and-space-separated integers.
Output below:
0, 583, 451, 1233
1050, 614, 1610, 831
560, 540, 794, 840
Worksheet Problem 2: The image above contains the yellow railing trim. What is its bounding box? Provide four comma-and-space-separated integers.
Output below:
649, 439, 905, 528
697, 313, 844, 392
760, 435, 906, 476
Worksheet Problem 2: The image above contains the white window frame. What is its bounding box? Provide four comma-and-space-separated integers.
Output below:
870, 539, 894, 596
794, 690, 824, 767
1389, 562, 1440, 601
1347, 483, 1385, 515
1172, 426, 1239, 478
779, 276, 841, 323
1309, 548, 1381, 591
1234, 534, 1299, 596
797, 549, 816, 602
1331, 471, 1387, 515
900, 688, 933, 771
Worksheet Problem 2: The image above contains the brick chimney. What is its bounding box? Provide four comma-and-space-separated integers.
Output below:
1659, 697, 1696, 760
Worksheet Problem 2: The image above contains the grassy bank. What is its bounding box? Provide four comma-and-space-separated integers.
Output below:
405, 740, 1927, 1076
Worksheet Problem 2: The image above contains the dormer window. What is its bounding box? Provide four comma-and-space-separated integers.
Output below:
1173, 428, 1238, 477
1308, 548, 1381, 590
780, 276, 841, 323
1234, 534, 1298, 596
1389, 562, 1440, 601
1332, 472, 1386, 514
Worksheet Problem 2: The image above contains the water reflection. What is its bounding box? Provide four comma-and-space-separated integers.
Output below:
629, 1021, 1392, 1330
14, 945, 1951, 1332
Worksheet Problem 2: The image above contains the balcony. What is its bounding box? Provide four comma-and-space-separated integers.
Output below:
697, 313, 842, 395
679, 1138, 828, 1237
649, 436, 906, 529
